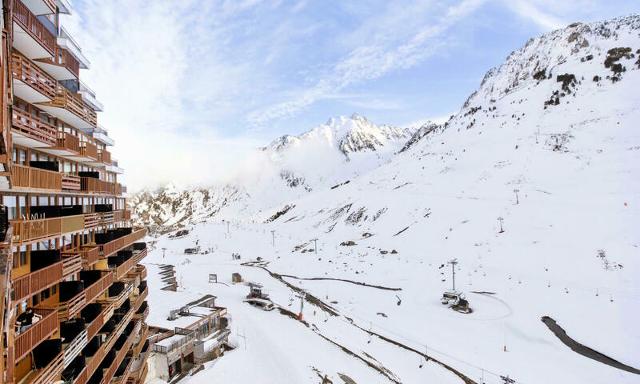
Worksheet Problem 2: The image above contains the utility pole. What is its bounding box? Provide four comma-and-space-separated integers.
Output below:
448, 259, 458, 291
513, 189, 520, 205
271, 230, 275, 247
497, 217, 505, 233
162, 247, 167, 260
297, 291, 306, 320
313, 238, 318, 254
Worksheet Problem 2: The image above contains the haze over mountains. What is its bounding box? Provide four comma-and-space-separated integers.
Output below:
138, 14, 640, 384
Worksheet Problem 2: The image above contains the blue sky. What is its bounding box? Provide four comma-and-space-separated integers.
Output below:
65, 0, 638, 189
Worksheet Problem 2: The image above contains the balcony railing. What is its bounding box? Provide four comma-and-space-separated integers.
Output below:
80, 246, 100, 267
74, 307, 135, 384
114, 249, 147, 280
99, 149, 111, 164
56, 131, 81, 153
14, 307, 58, 361
38, 46, 80, 78
104, 321, 140, 384
61, 252, 82, 277
12, 0, 56, 55
12, 106, 57, 146
132, 285, 147, 313
84, 271, 114, 304
58, 291, 85, 322
62, 174, 81, 190
11, 215, 60, 243
11, 210, 131, 244
80, 141, 98, 159
48, 86, 97, 127
59, 272, 113, 321
129, 265, 147, 280
27, 351, 64, 384
80, 177, 120, 194
100, 228, 146, 258
86, 302, 113, 340
12, 260, 63, 302
11, 52, 57, 99
11, 163, 62, 190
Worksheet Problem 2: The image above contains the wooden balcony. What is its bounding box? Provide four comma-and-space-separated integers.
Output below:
59, 272, 113, 321
61, 252, 82, 277
79, 246, 100, 267
62, 174, 81, 190
14, 307, 58, 361
11, 163, 62, 191
12, 0, 56, 56
55, 131, 81, 153
23, 351, 64, 384
11, 52, 57, 102
11, 215, 60, 243
113, 209, 131, 223
36, 46, 80, 80
132, 284, 148, 312
57, 291, 85, 322
99, 149, 111, 164
61, 214, 84, 233
114, 249, 147, 280
42, 85, 97, 128
11, 211, 131, 244
84, 271, 114, 304
104, 321, 140, 383
62, 329, 88, 371
80, 177, 119, 194
74, 307, 135, 384
86, 302, 114, 340
80, 141, 98, 159
100, 228, 147, 258
129, 265, 146, 280
12, 260, 63, 302
133, 302, 148, 321
11, 106, 57, 146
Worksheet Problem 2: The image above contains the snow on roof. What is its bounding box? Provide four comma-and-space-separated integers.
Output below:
154, 333, 186, 348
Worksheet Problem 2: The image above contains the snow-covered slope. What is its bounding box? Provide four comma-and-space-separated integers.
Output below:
138, 15, 640, 384
129, 184, 244, 233
134, 114, 416, 231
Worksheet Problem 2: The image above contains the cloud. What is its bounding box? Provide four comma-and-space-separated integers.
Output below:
62, 0, 631, 190
64, 0, 270, 191
503, 0, 567, 30
247, 0, 487, 126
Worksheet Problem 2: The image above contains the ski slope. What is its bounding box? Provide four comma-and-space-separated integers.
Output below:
140, 15, 640, 384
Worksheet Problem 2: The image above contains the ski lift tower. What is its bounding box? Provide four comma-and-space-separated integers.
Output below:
441, 258, 471, 313
449, 258, 458, 291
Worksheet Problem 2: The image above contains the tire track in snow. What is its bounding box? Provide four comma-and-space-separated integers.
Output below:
280, 274, 402, 291
242, 261, 477, 384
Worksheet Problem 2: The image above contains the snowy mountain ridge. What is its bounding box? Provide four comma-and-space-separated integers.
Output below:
263, 113, 416, 157
138, 15, 639, 384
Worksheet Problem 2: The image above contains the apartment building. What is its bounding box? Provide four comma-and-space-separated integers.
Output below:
0, 1, 149, 383
148, 296, 229, 382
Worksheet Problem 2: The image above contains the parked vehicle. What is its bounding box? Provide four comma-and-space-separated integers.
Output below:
244, 298, 275, 311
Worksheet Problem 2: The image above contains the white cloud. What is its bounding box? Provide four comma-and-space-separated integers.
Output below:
504, 0, 567, 30
63, 0, 267, 191
247, 0, 487, 126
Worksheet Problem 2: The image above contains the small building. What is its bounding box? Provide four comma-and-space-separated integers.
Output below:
147, 296, 230, 381
247, 282, 268, 299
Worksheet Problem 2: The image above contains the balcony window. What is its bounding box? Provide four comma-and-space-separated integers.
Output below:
4, 195, 17, 220
36, 15, 57, 36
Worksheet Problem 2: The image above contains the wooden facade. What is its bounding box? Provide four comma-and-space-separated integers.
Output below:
0, 1, 150, 383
